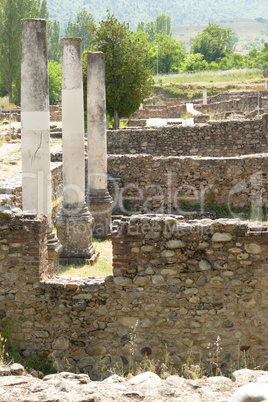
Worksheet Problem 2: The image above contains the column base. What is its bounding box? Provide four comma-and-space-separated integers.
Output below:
55, 203, 98, 264
47, 230, 62, 275
86, 191, 113, 239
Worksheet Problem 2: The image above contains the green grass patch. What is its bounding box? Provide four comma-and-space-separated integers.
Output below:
153, 68, 264, 101
59, 238, 113, 277
157, 68, 263, 85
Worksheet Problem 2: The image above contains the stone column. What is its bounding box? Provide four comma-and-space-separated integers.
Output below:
55, 38, 97, 264
86, 52, 112, 238
203, 88, 207, 105
21, 19, 62, 273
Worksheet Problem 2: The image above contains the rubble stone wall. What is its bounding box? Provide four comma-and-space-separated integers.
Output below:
0, 163, 63, 223
107, 114, 268, 157
107, 154, 268, 214
195, 97, 268, 115
0, 211, 267, 379
131, 96, 268, 119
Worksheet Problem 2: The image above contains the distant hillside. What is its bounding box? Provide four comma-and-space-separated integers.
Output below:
173, 18, 268, 54
47, 0, 268, 33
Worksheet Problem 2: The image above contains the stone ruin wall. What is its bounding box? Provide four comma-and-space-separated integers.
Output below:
0, 210, 267, 378
108, 114, 268, 157
0, 106, 61, 123
108, 154, 268, 214
131, 97, 268, 120
0, 162, 63, 222
203, 90, 263, 103
195, 97, 268, 116
1, 115, 268, 220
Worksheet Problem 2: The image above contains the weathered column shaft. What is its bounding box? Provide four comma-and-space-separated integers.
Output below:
61, 38, 85, 206
87, 52, 108, 192
56, 38, 97, 263
86, 52, 112, 238
21, 18, 52, 226
21, 19, 62, 273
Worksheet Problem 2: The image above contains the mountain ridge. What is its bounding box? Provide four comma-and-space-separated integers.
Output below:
47, 0, 268, 32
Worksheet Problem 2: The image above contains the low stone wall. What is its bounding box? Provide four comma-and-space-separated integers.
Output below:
131, 92, 268, 119
205, 90, 258, 104
107, 114, 268, 157
50, 105, 62, 122
0, 107, 21, 122
107, 154, 268, 214
0, 210, 267, 379
195, 96, 268, 116
0, 106, 62, 123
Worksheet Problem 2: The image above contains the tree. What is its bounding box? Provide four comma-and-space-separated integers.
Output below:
65, 8, 95, 52
48, 61, 61, 105
47, 20, 61, 62
38, 0, 61, 63
137, 13, 171, 42
182, 53, 208, 71
155, 14, 171, 36
190, 23, 234, 63
152, 34, 185, 74
39, 0, 49, 19
244, 42, 268, 68
88, 12, 153, 128
0, 0, 40, 103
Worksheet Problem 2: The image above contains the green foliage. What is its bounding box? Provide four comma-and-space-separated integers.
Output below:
0, 75, 7, 97
244, 41, 268, 68
182, 53, 208, 71
190, 23, 234, 63
38, 0, 61, 63
1, 318, 55, 376
150, 34, 185, 73
88, 12, 153, 121
156, 14, 172, 36
65, 8, 95, 52
0, 0, 40, 103
48, 61, 61, 105
47, 20, 61, 63
137, 13, 172, 42
39, 0, 49, 19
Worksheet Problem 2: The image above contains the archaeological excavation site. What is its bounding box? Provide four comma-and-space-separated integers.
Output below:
0, 18, 267, 394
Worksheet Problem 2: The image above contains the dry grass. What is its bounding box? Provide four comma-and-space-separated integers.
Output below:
59, 238, 113, 278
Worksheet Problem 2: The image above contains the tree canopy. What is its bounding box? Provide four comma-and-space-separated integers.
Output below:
0, 0, 40, 102
65, 8, 95, 52
137, 13, 171, 42
87, 12, 153, 127
190, 23, 234, 63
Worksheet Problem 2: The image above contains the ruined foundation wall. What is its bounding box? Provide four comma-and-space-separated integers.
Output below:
108, 154, 268, 214
107, 114, 268, 157
0, 211, 267, 379
0, 162, 63, 222
131, 95, 268, 119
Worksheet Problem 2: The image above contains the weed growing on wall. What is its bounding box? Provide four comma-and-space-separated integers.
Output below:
0, 319, 55, 377
102, 335, 267, 381
0, 334, 7, 365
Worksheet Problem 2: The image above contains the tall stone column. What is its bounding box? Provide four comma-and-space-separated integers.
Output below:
86, 52, 112, 238
21, 19, 62, 273
55, 38, 97, 264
